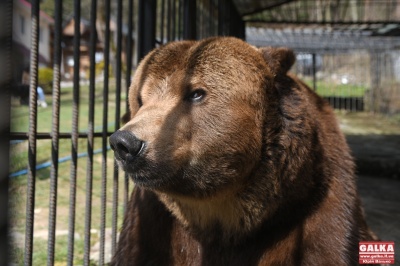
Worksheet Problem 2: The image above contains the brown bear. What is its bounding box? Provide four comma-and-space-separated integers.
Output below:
109, 37, 378, 265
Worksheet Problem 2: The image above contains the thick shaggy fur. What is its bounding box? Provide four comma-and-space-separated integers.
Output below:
111, 37, 377, 265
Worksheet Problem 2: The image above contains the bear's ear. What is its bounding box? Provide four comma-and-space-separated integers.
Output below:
259, 47, 295, 75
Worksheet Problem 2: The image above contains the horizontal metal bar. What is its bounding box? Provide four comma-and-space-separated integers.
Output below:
9, 132, 114, 140
245, 20, 400, 25
240, 0, 294, 16
9, 146, 111, 179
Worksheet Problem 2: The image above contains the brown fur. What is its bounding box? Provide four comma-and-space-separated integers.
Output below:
111, 37, 377, 265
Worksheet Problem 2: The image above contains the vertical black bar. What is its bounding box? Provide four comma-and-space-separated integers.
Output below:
111, 146, 119, 254
178, 0, 182, 40
209, 0, 213, 37
312, 53, 317, 91
171, 0, 176, 39
84, 0, 97, 264
67, 0, 81, 264
167, 0, 172, 42
0, 0, 12, 265
183, 0, 196, 39
24, 0, 39, 264
167, 0, 171, 42
99, 0, 111, 264
227, 1, 232, 36
138, 0, 157, 60
138, 0, 157, 61
217, 0, 244, 38
112, 0, 124, 256
111, 148, 119, 254
160, 0, 165, 44
218, 0, 225, 35
197, 0, 202, 39
124, 0, 134, 213
116, 0, 123, 185
370, 51, 381, 113
236, 16, 245, 39
213, 0, 218, 36
47, 0, 62, 264
229, 1, 244, 39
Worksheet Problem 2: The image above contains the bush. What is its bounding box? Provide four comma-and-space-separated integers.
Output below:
38, 67, 53, 94
93, 60, 114, 78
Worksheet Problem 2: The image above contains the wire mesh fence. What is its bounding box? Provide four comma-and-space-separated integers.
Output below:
247, 25, 400, 113
292, 50, 400, 113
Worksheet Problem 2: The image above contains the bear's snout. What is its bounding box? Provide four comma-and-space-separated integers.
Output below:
110, 130, 145, 165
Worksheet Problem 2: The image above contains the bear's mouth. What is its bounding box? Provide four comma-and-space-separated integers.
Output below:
120, 158, 173, 188
129, 172, 164, 187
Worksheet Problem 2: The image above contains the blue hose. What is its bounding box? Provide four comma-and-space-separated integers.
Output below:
9, 146, 112, 178
10, 140, 25, 145
9, 123, 116, 177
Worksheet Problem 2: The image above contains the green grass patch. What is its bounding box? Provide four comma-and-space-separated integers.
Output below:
9, 82, 130, 265
303, 79, 368, 97
10, 85, 127, 133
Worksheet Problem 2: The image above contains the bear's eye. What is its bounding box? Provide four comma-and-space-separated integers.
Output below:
187, 89, 206, 103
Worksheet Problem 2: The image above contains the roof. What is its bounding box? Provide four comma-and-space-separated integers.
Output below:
231, 0, 400, 52
232, 0, 294, 16
246, 24, 400, 52
16, 0, 54, 24
234, 0, 400, 24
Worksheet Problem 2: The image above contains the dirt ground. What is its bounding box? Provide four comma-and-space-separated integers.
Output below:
337, 111, 400, 265
337, 111, 400, 179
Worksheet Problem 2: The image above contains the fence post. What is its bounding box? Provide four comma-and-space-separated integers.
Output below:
312, 53, 317, 91
183, 0, 197, 40
137, 0, 157, 62
218, 0, 245, 38
0, 0, 13, 265
218, 0, 226, 36
370, 51, 382, 113
25, 0, 40, 264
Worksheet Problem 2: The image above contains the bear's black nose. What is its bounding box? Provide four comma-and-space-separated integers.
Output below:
109, 130, 144, 163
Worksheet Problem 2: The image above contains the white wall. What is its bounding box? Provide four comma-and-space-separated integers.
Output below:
13, 0, 52, 65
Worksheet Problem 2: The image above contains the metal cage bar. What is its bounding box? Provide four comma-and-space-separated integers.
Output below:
184, 0, 197, 39
111, 141, 119, 255
0, 0, 13, 265
83, 0, 98, 263
8, 0, 247, 265
47, 0, 63, 264
171, 0, 176, 39
112, 0, 124, 255
138, 0, 157, 60
124, 0, 135, 214
67, 0, 81, 263
24, 0, 40, 264
99, 0, 111, 263
167, 0, 172, 42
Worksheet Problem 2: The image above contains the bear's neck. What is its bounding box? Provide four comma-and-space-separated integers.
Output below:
156, 186, 274, 243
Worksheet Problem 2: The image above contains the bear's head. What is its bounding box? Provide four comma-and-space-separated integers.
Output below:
110, 37, 295, 200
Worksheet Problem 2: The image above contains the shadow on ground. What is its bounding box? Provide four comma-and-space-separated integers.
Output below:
347, 134, 400, 179
358, 176, 400, 265
337, 112, 400, 264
